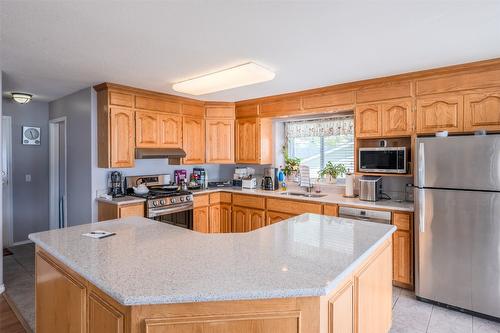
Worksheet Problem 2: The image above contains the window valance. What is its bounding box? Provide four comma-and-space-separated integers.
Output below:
285, 115, 354, 138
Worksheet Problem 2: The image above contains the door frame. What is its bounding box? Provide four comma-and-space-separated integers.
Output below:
49, 117, 68, 229
2, 116, 13, 247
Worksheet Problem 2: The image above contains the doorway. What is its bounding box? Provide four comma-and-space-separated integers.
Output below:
2, 116, 13, 247
49, 117, 67, 230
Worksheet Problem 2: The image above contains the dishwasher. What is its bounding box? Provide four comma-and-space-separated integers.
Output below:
338, 206, 391, 224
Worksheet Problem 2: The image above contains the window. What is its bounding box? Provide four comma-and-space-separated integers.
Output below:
285, 116, 354, 178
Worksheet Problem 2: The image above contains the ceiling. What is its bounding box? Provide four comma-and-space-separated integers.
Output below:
1, 1, 500, 102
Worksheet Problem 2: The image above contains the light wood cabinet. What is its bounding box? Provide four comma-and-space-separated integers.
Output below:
97, 201, 144, 222
182, 116, 205, 164
235, 117, 273, 164
464, 91, 500, 131
209, 205, 222, 233
266, 211, 294, 225
110, 108, 135, 168
158, 113, 182, 148
416, 94, 464, 134
220, 204, 232, 233
328, 281, 353, 333
266, 198, 322, 215
355, 104, 382, 138
135, 111, 159, 147
232, 206, 248, 233
392, 212, 413, 288
193, 206, 209, 233
88, 291, 124, 333
36, 251, 86, 333
248, 208, 266, 231
206, 119, 234, 163
231, 206, 265, 232
323, 204, 339, 217
381, 99, 413, 136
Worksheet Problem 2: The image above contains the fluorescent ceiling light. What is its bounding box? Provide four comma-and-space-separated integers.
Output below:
172, 62, 275, 95
11, 92, 32, 104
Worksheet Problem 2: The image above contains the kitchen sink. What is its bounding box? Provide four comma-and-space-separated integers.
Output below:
280, 192, 327, 198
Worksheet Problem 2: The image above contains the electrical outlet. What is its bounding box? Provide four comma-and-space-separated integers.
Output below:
25, 174, 31, 182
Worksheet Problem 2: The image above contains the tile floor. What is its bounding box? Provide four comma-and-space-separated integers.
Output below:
2, 243, 500, 333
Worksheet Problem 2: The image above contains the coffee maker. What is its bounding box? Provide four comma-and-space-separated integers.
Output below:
108, 171, 124, 197
262, 167, 279, 191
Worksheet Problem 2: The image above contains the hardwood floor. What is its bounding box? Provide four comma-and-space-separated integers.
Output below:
0, 295, 26, 333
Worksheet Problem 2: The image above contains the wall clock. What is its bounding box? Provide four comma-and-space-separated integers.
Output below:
22, 126, 41, 145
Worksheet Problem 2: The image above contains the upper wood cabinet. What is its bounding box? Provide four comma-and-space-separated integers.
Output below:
158, 114, 182, 148
355, 104, 382, 138
206, 119, 234, 164
182, 116, 205, 164
381, 99, 413, 136
416, 94, 464, 134
235, 117, 273, 164
135, 111, 159, 147
110, 108, 135, 168
464, 91, 500, 131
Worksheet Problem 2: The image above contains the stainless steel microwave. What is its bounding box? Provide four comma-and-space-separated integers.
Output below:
358, 147, 407, 174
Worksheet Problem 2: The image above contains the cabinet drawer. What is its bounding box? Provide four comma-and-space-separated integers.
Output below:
232, 194, 265, 210
109, 91, 133, 107
193, 194, 209, 208
393, 212, 411, 231
267, 198, 322, 215
323, 204, 339, 217
209, 192, 232, 204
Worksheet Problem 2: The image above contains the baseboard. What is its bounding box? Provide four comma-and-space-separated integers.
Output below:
12, 239, 33, 246
0, 284, 4, 294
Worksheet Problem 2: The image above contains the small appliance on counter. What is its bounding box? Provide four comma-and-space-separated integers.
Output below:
207, 180, 233, 188
174, 169, 187, 185
262, 167, 279, 190
242, 177, 257, 189
107, 171, 124, 198
191, 168, 206, 189
359, 176, 382, 201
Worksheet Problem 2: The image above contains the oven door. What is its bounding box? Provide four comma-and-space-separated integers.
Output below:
358, 147, 406, 173
148, 203, 193, 229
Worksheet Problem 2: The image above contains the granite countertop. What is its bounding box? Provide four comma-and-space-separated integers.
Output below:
29, 215, 395, 306
96, 196, 146, 206
192, 187, 414, 212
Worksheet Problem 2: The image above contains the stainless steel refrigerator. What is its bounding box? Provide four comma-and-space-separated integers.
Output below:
415, 134, 500, 318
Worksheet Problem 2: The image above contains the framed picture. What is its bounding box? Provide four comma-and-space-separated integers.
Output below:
22, 126, 41, 145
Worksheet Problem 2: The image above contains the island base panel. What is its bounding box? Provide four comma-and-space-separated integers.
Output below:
35, 239, 392, 333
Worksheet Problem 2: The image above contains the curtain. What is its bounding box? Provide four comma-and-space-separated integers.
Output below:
285, 115, 354, 138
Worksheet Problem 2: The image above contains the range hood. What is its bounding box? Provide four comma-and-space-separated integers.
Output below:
135, 148, 186, 165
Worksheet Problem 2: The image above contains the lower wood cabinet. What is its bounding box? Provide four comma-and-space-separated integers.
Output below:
88, 291, 124, 333
248, 208, 266, 231
323, 204, 339, 217
208, 204, 232, 233
392, 212, 413, 288
232, 206, 265, 232
97, 201, 145, 222
328, 281, 354, 333
182, 116, 205, 164
266, 211, 295, 225
193, 206, 209, 233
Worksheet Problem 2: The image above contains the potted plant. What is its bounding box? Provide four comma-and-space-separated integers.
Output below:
318, 162, 347, 184
282, 145, 301, 181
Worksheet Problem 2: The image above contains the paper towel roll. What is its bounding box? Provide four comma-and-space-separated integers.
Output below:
345, 173, 355, 197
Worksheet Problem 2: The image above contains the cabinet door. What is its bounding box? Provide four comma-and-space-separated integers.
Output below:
183, 116, 205, 164
110, 108, 135, 168
416, 94, 464, 133
206, 119, 234, 163
328, 281, 353, 333
266, 211, 294, 225
235, 118, 259, 163
209, 205, 221, 233
118, 204, 144, 218
393, 230, 412, 286
232, 206, 247, 233
220, 204, 232, 233
193, 206, 209, 233
88, 291, 124, 333
355, 104, 382, 138
135, 111, 159, 147
464, 91, 500, 131
381, 99, 413, 136
36, 252, 86, 333
323, 204, 339, 217
247, 209, 265, 231
159, 114, 182, 148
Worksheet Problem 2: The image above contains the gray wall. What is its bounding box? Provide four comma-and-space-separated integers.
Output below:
49, 88, 92, 226
3, 98, 50, 242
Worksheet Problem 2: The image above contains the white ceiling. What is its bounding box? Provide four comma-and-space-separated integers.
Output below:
1, 0, 500, 102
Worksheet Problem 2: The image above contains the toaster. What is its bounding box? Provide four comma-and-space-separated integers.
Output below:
242, 178, 257, 189
359, 176, 383, 201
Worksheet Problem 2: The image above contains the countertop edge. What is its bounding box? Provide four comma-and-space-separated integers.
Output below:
96, 196, 146, 205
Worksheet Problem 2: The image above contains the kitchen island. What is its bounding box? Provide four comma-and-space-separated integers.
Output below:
30, 214, 396, 333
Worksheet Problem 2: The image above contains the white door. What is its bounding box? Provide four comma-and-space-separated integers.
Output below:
2, 116, 13, 247
49, 118, 67, 229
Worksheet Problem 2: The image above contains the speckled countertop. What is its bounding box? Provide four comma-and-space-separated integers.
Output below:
29, 214, 395, 306
96, 196, 146, 206
192, 187, 414, 212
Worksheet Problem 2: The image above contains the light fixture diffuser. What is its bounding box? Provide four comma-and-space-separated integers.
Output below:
11, 92, 32, 104
172, 62, 275, 95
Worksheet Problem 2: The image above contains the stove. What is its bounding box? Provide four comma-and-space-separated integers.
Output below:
125, 175, 194, 229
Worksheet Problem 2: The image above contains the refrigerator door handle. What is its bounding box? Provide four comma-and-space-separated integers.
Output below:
418, 142, 425, 188
419, 189, 425, 233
